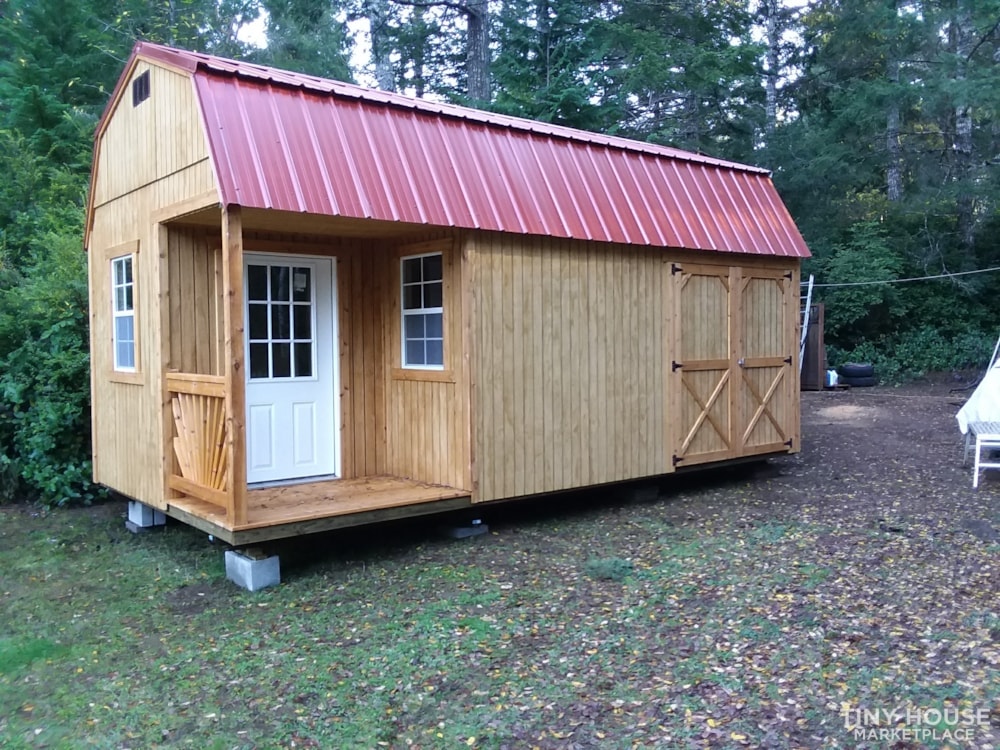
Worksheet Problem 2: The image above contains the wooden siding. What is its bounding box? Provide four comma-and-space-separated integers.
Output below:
469, 233, 669, 503
89, 161, 217, 506
89, 58, 216, 508
93, 62, 209, 208
167, 227, 224, 376
384, 239, 472, 490
339, 243, 389, 479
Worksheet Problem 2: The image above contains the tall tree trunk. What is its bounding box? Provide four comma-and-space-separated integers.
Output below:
464, 0, 490, 102
367, 0, 395, 90
886, 56, 902, 201
950, 0, 976, 266
762, 0, 780, 141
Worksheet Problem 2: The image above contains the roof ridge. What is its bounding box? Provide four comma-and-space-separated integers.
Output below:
134, 41, 770, 176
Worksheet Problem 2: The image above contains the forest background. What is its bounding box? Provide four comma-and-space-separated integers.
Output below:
1, 0, 998, 506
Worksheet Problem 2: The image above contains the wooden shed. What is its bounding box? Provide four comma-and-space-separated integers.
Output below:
86, 42, 810, 547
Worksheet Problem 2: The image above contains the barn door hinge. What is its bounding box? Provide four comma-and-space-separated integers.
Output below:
784, 356, 792, 365
671, 263, 682, 275
673, 454, 684, 466
672, 360, 683, 371
784, 438, 793, 448
784, 271, 793, 280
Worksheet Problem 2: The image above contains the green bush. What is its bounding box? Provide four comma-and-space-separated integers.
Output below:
0, 230, 102, 506
827, 326, 995, 384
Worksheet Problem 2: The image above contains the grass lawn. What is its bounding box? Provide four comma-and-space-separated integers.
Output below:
1, 385, 998, 748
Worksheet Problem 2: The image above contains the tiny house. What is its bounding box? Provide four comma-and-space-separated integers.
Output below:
86, 42, 810, 547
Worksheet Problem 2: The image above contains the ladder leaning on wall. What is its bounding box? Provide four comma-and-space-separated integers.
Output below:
799, 274, 814, 374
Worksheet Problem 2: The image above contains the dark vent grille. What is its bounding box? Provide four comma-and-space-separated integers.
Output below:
132, 70, 150, 106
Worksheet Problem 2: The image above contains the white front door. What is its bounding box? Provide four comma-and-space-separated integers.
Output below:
244, 254, 339, 484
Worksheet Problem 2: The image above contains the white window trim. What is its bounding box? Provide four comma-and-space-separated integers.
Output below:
400, 251, 444, 370
111, 254, 136, 373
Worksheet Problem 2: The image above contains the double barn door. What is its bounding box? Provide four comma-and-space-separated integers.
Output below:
672, 262, 798, 467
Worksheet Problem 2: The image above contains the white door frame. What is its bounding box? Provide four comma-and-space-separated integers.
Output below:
243, 252, 340, 484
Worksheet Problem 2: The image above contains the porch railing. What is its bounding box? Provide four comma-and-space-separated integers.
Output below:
165, 372, 231, 517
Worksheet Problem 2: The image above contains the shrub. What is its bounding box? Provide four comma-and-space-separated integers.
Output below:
0, 230, 102, 506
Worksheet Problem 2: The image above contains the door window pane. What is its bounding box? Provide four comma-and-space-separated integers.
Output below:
248, 265, 268, 301
293, 306, 311, 340
248, 304, 268, 340
272, 342, 291, 378
270, 266, 290, 301
292, 268, 311, 302
249, 343, 269, 379
294, 343, 312, 377
271, 304, 291, 340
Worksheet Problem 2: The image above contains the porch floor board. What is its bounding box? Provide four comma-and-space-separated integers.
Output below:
166, 475, 473, 545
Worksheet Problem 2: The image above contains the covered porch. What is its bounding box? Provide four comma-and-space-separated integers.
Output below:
157, 199, 472, 542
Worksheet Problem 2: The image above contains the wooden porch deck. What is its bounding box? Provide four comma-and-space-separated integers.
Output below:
166, 476, 472, 545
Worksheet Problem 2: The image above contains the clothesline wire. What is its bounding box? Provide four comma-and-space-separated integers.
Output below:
811, 265, 1000, 288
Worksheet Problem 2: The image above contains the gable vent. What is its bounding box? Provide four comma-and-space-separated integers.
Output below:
132, 70, 150, 106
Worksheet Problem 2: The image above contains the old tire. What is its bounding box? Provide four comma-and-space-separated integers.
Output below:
840, 374, 877, 387
837, 362, 875, 379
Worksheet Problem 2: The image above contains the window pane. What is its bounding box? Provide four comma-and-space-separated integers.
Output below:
426, 339, 443, 366
405, 340, 425, 366
249, 342, 269, 379
248, 304, 268, 340
123, 257, 133, 284
270, 266, 290, 301
248, 265, 268, 301
117, 341, 134, 369
116, 315, 134, 343
115, 287, 125, 312
114, 259, 124, 285
293, 305, 311, 340
423, 253, 442, 281
424, 281, 443, 308
404, 314, 424, 339
272, 342, 291, 377
292, 268, 311, 302
294, 343, 312, 377
403, 257, 422, 284
403, 284, 422, 310
271, 304, 290, 340
124, 284, 133, 311
425, 312, 443, 338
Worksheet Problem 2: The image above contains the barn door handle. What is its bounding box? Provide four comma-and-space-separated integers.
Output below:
738, 358, 746, 368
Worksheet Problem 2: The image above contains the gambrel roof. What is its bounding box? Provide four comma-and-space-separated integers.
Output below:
96, 42, 810, 258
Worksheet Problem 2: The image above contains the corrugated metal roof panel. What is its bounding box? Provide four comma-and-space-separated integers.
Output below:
137, 42, 810, 258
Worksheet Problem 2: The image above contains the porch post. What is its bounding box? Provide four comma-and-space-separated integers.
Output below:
222, 206, 247, 526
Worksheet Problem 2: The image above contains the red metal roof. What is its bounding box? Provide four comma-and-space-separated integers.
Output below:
128, 42, 810, 258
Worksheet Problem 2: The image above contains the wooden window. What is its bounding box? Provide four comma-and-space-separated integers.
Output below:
111, 255, 136, 371
132, 70, 150, 106
400, 252, 444, 369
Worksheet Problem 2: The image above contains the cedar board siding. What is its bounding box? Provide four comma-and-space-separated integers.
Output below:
89, 61, 215, 507
385, 239, 471, 491
469, 233, 801, 504
469, 233, 670, 503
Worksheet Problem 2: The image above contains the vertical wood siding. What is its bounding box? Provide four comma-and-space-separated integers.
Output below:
469, 233, 669, 503
93, 63, 209, 207
167, 227, 223, 376
89, 59, 216, 508
384, 238, 471, 490
89, 161, 217, 506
